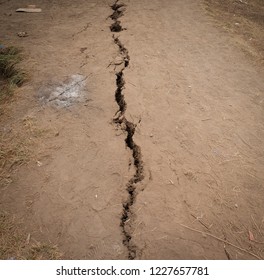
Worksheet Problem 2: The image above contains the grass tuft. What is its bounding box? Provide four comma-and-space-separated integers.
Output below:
0, 46, 25, 100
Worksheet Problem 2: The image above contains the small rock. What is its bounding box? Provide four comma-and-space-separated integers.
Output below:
17, 31, 29, 37
36, 160, 43, 167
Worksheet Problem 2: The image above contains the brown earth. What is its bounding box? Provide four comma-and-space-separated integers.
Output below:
205, 0, 264, 64
0, 0, 264, 260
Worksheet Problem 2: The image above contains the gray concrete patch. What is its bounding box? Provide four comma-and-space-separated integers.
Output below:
38, 74, 87, 107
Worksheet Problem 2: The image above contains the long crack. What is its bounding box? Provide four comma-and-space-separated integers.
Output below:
109, 0, 144, 260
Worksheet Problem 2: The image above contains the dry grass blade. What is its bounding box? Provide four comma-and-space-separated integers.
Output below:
0, 212, 62, 260
178, 223, 262, 260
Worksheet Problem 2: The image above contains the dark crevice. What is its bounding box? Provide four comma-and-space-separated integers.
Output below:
109, 0, 144, 260
110, 21, 123, 32
110, 9, 124, 20
113, 36, 130, 67
111, 1, 125, 11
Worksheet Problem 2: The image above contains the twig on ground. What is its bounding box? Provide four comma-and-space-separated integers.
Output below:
191, 213, 211, 230
178, 223, 262, 260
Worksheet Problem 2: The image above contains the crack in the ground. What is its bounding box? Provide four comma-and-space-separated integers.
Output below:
72, 22, 91, 38
109, 0, 144, 260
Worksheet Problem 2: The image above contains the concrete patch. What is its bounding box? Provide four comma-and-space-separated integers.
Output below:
39, 74, 87, 107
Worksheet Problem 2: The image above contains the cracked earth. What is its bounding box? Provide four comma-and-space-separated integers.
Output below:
1, 0, 264, 260
110, 2, 144, 259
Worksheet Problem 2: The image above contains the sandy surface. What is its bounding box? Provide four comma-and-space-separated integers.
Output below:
0, 0, 264, 260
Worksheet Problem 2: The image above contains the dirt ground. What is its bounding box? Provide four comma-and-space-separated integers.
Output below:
0, 0, 264, 260
205, 0, 264, 64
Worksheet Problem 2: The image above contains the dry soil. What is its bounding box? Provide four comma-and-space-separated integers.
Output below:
0, 0, 264, 260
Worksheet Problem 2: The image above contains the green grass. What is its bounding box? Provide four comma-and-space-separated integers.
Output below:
0, 46, 25, 100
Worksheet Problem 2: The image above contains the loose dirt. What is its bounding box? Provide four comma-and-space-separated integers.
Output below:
0, 0, 264, 260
